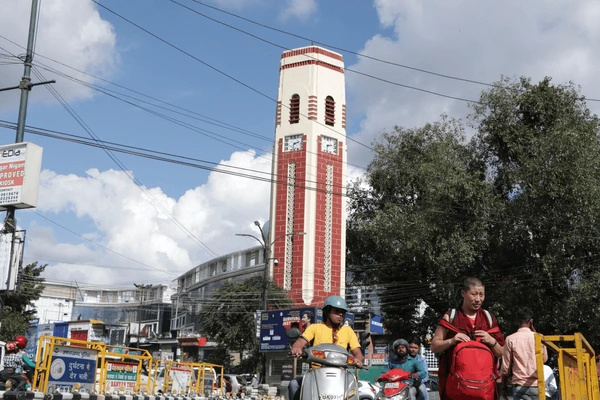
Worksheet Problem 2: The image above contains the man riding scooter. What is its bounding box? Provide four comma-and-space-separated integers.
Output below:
289, 296, 364, 400
378, 339, 427, 400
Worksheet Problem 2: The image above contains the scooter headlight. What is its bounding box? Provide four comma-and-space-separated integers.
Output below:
309, 349, 353, 366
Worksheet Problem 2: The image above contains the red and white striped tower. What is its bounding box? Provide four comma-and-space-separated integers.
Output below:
268, 46, 347, 307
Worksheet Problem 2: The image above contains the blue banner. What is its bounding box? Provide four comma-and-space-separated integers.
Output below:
48, 346, 98, 392
369, 315, 385, 334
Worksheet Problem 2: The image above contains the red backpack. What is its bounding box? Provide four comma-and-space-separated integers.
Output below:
439, 313, 501, 400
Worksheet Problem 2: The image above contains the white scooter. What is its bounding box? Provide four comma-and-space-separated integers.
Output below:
298, 343, 360, 400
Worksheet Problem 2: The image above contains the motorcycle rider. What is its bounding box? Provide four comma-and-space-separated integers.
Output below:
383, 339, 427, 400
1, 336, 35, 390
289, 296, 364, 400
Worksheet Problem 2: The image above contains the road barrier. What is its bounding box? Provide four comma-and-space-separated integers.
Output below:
535, 332, 600, 400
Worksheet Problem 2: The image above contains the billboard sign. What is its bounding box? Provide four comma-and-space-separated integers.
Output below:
259, 307, 356, 351
369, 315, 384, 334
0, 142, 43, 210
260, 308, 323, 351
48, 345, 98, 392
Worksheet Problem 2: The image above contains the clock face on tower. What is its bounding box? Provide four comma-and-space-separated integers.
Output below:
321, 135, 338, 154
284, 134, 303, 151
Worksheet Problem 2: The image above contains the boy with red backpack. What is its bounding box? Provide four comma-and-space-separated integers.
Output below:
430, 277, 505, 400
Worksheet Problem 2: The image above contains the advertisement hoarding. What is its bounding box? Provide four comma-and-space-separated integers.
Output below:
369, 315, 384, 334
260, 308, 322, 351
0, 142, 43, 210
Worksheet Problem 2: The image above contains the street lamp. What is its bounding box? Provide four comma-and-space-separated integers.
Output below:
236, 222, 305, 384
236, 221, 305, 310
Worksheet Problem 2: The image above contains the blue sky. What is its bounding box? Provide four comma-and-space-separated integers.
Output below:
1, 0, 600, 288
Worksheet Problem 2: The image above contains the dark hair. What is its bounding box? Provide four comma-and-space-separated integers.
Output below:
462, 277, 484, 291
408, 336, 421, 346
516, 307, 534, 325
302, 311, 315, 323
291, 322, 300, 329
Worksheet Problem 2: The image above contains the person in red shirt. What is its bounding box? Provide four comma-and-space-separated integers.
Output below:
430, 277, 505, 400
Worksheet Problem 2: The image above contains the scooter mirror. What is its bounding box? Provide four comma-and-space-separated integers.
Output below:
360, 332, 371, 349
285, 327, 301, 345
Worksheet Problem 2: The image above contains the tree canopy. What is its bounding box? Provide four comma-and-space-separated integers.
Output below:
198, 275, 292, 372
0, 262, 46, 341
347, 77, 600, 347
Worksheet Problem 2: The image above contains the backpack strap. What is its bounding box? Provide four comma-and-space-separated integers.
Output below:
483, 309, 493, 328
439, 317, 501, 338
449, 308, 457, 324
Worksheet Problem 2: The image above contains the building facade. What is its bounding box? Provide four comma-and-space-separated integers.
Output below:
31, 281, 174, 348
269, 46, 348, 307
171, 245, 264, 361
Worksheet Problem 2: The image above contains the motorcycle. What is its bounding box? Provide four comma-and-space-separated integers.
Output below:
298, 343, 361, 400
375, 368, 412, 400
0, 365, 34, 391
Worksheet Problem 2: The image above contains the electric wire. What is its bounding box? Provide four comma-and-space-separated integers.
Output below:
90, 0, 373, 151
169, 0, 481, 104
182, 0, 600, 103
30, 66, 221, 259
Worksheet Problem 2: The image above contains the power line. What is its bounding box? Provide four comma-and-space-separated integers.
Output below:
169, 0, 481, 104
90, 0, 373, 151
30, 66, 221, 259
28, 210, 181, 277
181, 0, 600, 103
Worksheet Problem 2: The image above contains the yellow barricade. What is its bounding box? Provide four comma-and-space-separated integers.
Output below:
32, 336, 154, 395
535, 332, 600, 400
160, 360, 225, 397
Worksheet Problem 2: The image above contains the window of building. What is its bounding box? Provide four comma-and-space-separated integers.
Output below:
325, 96, 335, 126
209, 263, 217, 277
290, 94, 300, 124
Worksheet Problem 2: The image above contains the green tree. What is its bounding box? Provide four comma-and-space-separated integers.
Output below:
0, 262, 46, 341
198, 275, 292, 371
470, 77, 600, 341
348, 77, 600, 348
347, 116, 494, 339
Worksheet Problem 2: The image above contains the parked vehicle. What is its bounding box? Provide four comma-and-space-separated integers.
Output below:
221, 374, 247, 396
297, 343, 361, 400
376, 368, 412, 400
358, 380, 379, 400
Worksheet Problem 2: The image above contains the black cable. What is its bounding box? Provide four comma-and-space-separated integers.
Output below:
182, 0, 600, 103
90, 0, 374, 151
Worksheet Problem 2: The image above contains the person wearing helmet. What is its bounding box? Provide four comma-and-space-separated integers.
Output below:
288, 296, 364, 400
14, 336, 27, 350
380, 338, 427, 400
1, 337, 35, 390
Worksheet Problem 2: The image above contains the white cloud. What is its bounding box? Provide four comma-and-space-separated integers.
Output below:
26, 150, 272, 286
346, 0, 600, 167
210, 0, 262, 11
279, 0, 317, 21
0, 0, 117, 111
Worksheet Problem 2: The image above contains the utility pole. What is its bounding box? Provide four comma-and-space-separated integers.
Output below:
1, 0, 54, 298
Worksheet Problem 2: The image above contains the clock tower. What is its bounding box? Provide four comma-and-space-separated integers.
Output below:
268, 46, 347, 307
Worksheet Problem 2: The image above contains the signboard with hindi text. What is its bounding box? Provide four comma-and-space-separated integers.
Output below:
48, 345, 98, 392
105, 361, 138, 392
0, 142, 42, 210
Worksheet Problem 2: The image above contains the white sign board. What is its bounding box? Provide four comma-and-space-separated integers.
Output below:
169, 367, 191, 394
0, 142, 43, 210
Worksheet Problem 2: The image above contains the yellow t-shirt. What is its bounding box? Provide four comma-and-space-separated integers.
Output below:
301, 323, 360, 351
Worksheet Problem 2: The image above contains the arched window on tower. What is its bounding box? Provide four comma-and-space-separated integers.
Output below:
290, 94, 300, 124
325, 96, 335, 126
